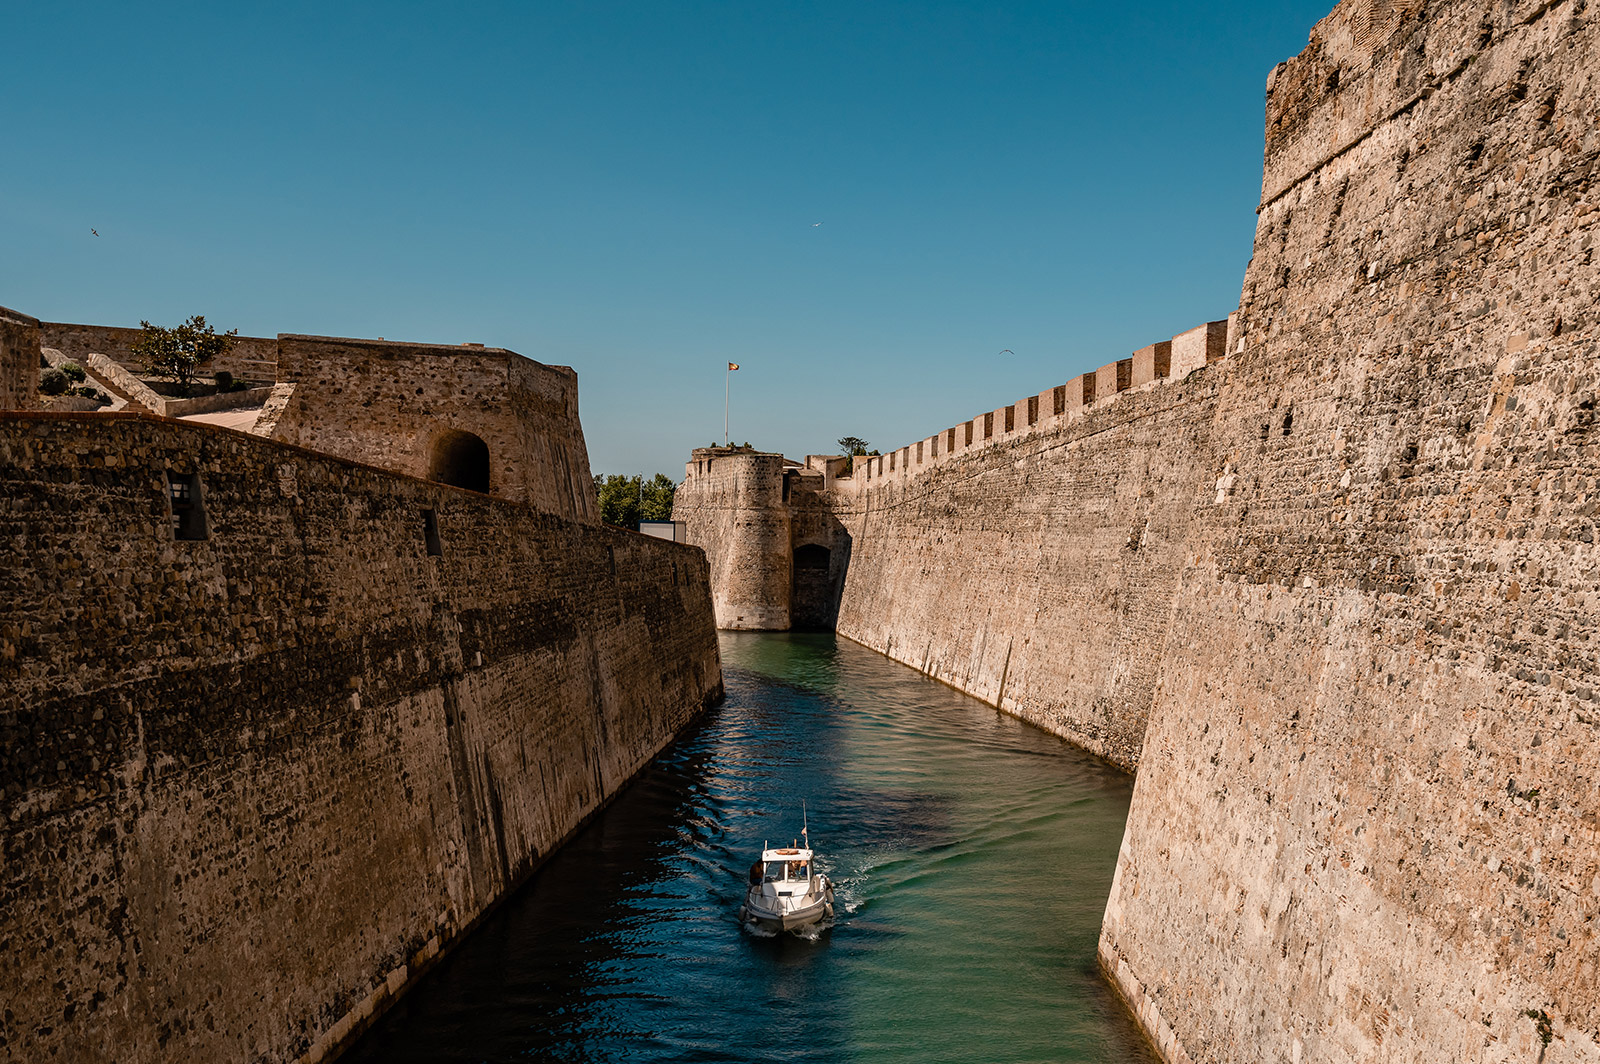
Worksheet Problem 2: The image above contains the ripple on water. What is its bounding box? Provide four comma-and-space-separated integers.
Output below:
343, 632, 1156, 1064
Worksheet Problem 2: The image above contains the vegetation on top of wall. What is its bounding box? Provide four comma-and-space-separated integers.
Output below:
594, 473, 676, 528
60, 362, 86, 383
39, 368, 68, 395
132, 315, 237, 397
836, 436, 877, 474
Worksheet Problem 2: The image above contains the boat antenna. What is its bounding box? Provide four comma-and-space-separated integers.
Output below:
802, 799, 809, 846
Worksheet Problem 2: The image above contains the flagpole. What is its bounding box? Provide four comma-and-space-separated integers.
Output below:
724, 365, 730, 447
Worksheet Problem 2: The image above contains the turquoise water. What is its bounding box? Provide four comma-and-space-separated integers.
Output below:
345, 632, 1153, 1063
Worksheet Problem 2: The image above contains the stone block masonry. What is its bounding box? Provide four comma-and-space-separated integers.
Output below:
0, 413, 722, 1064
675, 449, 794, 629
0, 306, 41, 410
829, 365, 1223, 771
269, 335, 598, 523
673, 0, 1600, 1056
1101, 0, 1600, 1060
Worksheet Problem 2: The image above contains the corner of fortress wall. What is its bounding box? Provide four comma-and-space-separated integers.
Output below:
1102, 0, 1600, 1060
673, 448, 794, 629
0, 322, 721, 1062
1, 305, 42, 409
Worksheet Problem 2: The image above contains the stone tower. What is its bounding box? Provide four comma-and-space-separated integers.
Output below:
674, 447, 792, 629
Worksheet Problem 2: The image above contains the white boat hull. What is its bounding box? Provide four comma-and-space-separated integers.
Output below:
741, 880, 834, 933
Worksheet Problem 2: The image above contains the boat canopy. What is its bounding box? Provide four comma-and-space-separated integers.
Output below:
761, 846, 813, 863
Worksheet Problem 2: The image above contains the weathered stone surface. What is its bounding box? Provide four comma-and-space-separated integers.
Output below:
0, 306, 40, 411
1102, 1, 1600, 1060
674, 0, 1600, 1055
827, 366, 1222, 771
675, 323, 1227, 769
674, 448, 795, 629
0, 413, 721, 1064
270, 335, 597, 523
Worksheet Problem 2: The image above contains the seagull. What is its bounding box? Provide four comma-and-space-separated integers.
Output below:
998, 349, 1014, 356
811, 222, 823, 227
91, 229, 99, 236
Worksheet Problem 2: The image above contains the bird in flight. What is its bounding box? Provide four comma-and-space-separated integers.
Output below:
998, 349, 1014, 356
811, 222, 823, 227
90, 229, 99, 236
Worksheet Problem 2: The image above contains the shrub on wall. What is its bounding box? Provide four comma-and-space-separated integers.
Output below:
39, 368, 68, 395
60, 361, 86, 383
132, 315, 238, 397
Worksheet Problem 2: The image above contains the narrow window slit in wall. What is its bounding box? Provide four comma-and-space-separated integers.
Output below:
1282, 409, 1294, 436
167, 472, 207, 540
422, 508, 443, 556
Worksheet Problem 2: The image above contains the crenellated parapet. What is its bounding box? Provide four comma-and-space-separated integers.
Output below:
835, 318, 1231, 493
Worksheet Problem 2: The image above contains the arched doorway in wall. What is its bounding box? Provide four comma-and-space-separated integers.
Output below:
428, 429, 491, 493
790, 542, 833, 631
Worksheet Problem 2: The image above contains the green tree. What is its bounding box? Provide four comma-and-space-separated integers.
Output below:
131, 315, 237, 396
836, 436, 871, 474
640, 473, 676, 521
593, 473, 678, 527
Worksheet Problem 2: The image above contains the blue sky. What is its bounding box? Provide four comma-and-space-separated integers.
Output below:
4, 1, 1333, 475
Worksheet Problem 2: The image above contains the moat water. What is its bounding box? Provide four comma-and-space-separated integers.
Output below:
345, 633, 1154, 1064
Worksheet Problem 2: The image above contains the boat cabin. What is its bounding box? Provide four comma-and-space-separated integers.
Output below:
760, 846, 813, 883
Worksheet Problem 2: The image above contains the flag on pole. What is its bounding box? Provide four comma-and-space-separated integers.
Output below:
728, 362, 740, 370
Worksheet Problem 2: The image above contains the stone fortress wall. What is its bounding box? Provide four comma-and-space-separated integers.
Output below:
675, 0, 1600, 1056
834, 319, 1227, 493
0, 317, 722, 1062
826, 323, 1229, 771
673, 319, 1230, 769
674, 448, 855, 632
676, 449, 795, 629
1102, 1, 1600, 1060
1, 306, 41, 410
269, 335, 597, 522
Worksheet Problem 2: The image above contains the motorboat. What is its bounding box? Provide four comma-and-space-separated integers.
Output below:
740, 817, 834, 934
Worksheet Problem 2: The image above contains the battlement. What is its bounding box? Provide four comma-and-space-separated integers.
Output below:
839, 317, 1231, 490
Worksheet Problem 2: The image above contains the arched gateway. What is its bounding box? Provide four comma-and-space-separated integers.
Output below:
428, 429, 491, 493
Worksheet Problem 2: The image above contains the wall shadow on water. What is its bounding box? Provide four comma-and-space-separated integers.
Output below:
342, 632, 1155, 1064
